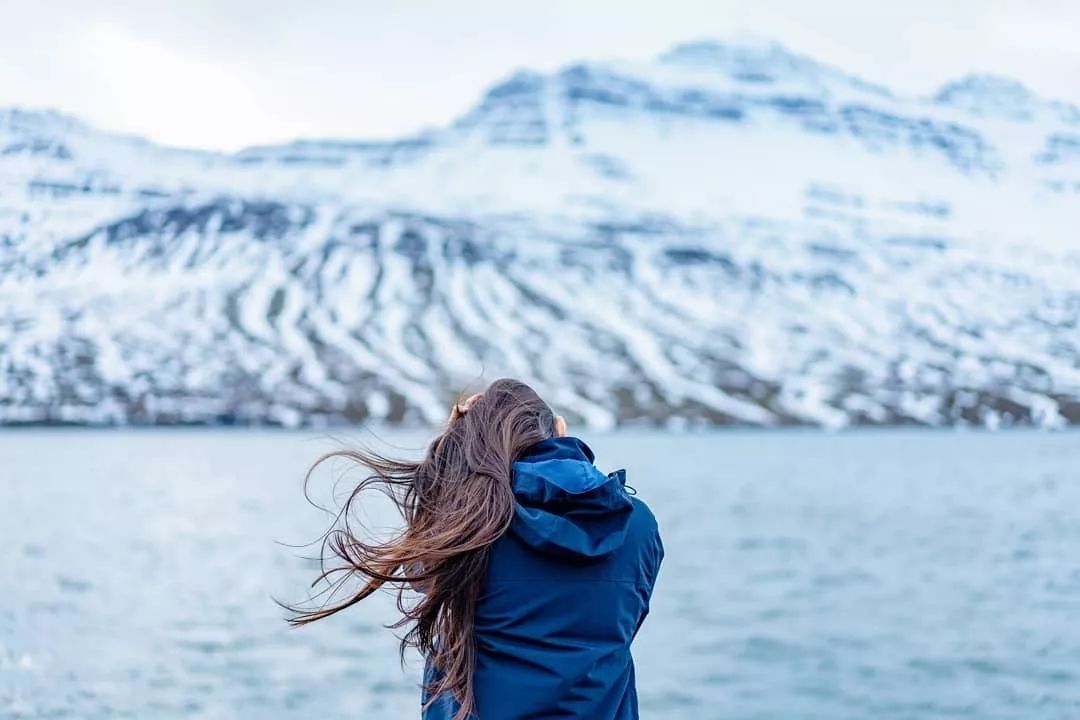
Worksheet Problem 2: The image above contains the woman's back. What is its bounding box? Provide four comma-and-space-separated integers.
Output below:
424, 436, 663, 719
286, 379, 663, 720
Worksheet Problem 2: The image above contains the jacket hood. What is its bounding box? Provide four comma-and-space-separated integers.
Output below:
510, 436, 633, 559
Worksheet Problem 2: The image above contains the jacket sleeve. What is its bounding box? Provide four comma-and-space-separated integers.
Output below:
633, 510, 664, 638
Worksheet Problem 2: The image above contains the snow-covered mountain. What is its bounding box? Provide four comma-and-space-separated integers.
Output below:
2, 39, 1079, 428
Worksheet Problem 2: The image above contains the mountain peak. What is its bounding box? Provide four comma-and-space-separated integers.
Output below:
657, 37, 890, 98
933, 74, 1041, 120
659, 37, 816, 78
0, 106, 88, 135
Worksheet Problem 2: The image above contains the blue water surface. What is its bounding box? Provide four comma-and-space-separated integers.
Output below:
1, 429, 1079, 719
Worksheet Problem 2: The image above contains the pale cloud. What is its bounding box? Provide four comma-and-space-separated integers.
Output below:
73, 22, 277, 150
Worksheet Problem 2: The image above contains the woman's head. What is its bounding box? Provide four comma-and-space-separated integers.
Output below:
442, 377, 562, 457
284, 378, 561, 720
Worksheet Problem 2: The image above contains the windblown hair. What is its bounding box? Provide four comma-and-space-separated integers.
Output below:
284, 378, 557, 719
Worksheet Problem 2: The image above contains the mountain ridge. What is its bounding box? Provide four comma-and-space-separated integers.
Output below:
5, 38, 1079, 157
2, 38, 1079, 428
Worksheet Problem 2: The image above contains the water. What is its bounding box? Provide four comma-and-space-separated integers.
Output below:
2, 429, 1080, 720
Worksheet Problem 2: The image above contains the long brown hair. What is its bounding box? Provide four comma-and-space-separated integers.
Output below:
284, 378, 556, 719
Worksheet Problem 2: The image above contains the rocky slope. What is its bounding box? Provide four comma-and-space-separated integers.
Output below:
1, 40, 1079, 427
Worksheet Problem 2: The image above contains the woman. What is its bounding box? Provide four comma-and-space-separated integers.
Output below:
287, 378, 663, 719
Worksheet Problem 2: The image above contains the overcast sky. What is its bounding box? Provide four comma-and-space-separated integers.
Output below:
1, 0, 1077, 150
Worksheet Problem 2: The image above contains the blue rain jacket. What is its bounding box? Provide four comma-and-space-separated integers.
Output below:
423, 436, 664, 719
